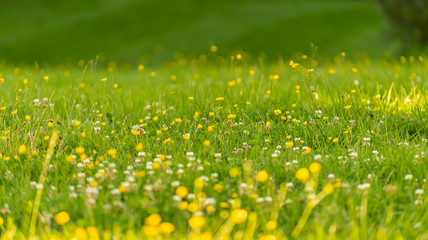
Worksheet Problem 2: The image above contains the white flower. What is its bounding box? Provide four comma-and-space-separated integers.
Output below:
405, 174, 413, 180
415, 189, 424, 195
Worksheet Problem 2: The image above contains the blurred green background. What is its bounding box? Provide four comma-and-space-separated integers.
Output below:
0, 0, 402, 64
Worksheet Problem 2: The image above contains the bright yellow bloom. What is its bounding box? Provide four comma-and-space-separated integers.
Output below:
230, 209, 248, 223
309, 162, 321, 173
159, 222, 175, 234
229, 167, 239, 178
260, 234, 278, 240
227, 114, 236, 119
18, 145, 27, 154
296, 168, 310, 182
256, 170, 268, 182
183, 134, 190, 141
189, 216, 205, 229
176, 186, 188, 198
54, 211, 70, 225
145, 214, 161, 226
135, 143, 143, 151
266, 220, 277, 230
75, 227, 88, 239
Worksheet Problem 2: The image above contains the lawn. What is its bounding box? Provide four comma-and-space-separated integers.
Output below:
0, 51, 426, 239
0, 0, 392, 64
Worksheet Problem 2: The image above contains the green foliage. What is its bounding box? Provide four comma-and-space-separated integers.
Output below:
377, 0, 428, 51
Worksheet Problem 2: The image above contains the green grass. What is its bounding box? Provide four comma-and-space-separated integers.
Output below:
0, 0, 394, 64
0, 52, 427, 239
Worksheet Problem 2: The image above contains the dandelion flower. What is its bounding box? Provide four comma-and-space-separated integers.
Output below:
176, 186, 188, 198
296, 168, 310, 182
54, 211, 70, 225
256, 170, 268, 182
189, 216, 205, 229
230, 209, 248, 223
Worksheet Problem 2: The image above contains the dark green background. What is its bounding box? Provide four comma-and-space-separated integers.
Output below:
0, 0, 398, 64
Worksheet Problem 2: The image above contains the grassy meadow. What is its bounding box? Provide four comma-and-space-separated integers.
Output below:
0, 51, 427, 239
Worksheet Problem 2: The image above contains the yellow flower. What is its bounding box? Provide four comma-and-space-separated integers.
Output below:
344, 105, 352, 110
296, 168, 310, 182
274, 109, 282, 115
189, 216, 205, 229
159, 222, 175, 234
101, 77, 107, 82
11, 109, 18, 115
107, 149, 117, 157
25, 115, 31, 120
260, 234, 278, 240
214, 184, 224, 193
135, 143, 143, 151
333, 138, 339, 143
131, 129, 140, 136
54, 211, 70, 225
183, 134, 190, 141
309, 162, 321, 173
142, 225, 159, 236
76, 147, 84, 154
289, 60, 299, 68
18, 145, 27, 154
86, 227, 99, 239
286, 141, 294, 148
210, 45, 218, 52
0, 216, 3, 226
266, 220, 277, 230
74, 120, 81, 126
188, 97, 194, 101
256, 170, 268, 182
323, 183, 334, 194
203, 140, 210, 146
178, 201, 188, 210
176, 186, 188, 198
227, 114, 236, 119
75, 227, 88, 240
230, 209, 248, 223
229, 167, 239, 178
145, 214, 161, 226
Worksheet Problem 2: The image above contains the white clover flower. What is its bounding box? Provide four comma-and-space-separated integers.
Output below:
415, 189, 424, 195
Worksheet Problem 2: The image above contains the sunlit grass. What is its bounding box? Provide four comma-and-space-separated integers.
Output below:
0, 52, 427, 239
